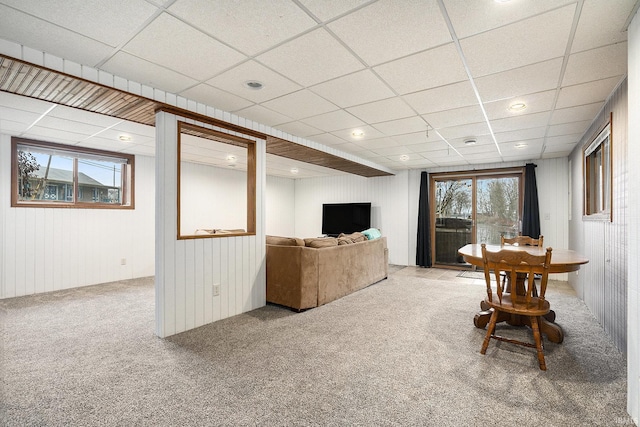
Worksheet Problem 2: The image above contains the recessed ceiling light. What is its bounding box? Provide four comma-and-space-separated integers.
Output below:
351, 130, 365, 138
509, 102, 527, 111
244, 80, 264, 90
399, 154, 410, 161
515, 142, 528, 149
464, 138, 477, 146
290, 167, 299, 174
118, 135, 132, 142
226, 155, 237, 162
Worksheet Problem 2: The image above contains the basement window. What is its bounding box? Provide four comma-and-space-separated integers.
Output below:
11, 137, 134, 209
583, 116, 612, 221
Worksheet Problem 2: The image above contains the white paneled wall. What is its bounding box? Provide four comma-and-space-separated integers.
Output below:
627, 9, 639, 425
0, 135, 155, 299
293, 171, 409, 265
180, 162, 247, 233
265, 176, 295, 237
155, 112, 266, 338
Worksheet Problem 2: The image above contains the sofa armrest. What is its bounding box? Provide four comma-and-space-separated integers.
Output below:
266, 245, 318, 310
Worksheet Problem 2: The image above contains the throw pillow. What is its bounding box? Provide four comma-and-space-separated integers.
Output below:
304, 237, 338, 248
361, 228, 382, 240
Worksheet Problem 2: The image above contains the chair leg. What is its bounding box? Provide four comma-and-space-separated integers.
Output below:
481, 309, 499, 355
530, 316, 546, 371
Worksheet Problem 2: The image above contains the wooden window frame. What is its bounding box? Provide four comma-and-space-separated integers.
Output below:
11, 137, 135, 209
583, 113, 613, 221
176, 121, 256, 240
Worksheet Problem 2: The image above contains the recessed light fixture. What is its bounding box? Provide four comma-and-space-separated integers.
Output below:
509, 102, 527, 111
464, 138, 477, 146
351, 130, 365, 138
515, 142, 528, 149
226, 155, 237, 162
399, 154, 410, 161
118, 135, 132, 142
244, 80, 264, 90
290, 167, 299, 174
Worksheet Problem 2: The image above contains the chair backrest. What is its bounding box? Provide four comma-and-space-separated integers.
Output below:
481, 243, 552, 306
501, 234, 544, 248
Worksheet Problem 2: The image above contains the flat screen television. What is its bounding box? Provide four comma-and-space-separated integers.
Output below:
322, 202, 371, 236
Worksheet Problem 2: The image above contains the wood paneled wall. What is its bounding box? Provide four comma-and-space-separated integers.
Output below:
0, 136, 155, 299
568, 78, 628, 354
155, 112, 266, 338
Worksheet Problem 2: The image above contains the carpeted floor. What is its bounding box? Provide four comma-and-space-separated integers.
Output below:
0, 267, 635, 426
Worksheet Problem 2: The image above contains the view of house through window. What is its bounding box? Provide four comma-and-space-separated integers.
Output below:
584, 117, 612, 220
12, 138, 134, 208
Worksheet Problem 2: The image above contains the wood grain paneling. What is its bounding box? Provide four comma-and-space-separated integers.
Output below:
568, 78, 628, 354
0, 54, 391, 178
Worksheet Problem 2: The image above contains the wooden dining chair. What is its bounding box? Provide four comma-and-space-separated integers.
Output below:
500, 234, 544, 291
480, 243, 553, 370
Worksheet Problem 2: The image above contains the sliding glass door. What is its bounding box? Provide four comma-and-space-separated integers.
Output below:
431, 168, 523, 267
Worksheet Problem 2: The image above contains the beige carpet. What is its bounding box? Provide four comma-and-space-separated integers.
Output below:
0, 267, 635, 426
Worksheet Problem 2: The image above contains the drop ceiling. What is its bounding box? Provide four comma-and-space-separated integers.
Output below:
0, 0, 637, 178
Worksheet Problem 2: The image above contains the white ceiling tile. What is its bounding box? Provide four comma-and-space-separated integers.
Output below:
206, 60, 302, 104
276, 121, 323, 138
499, 138, 545, 155
374, 43, 467, 95
0, 92, 55, 114
301, 110, 364, 133
371, 145, 410, 156
0, 5, 113, 66
543, 142, 576, 155
347, 97, 415, 124
547, 120, 591, 137
1, 0, 158, 47
0, 105, 44, 124
438, 122, 492, 140
47, 105, 124, 129
307, 133, 350, 147
571, 0, 636, 52
257, 28, 364, 87
556, 76, 623, 109
110, 121, 155, 138
491, 112, 551, 133
484, 90, 556, 120
123, 13, 247, 81
180, 84, 253, 113
261, 90, 338, 120
474, 59, 563, 102
125, 144, 156, 157
235, 105, 293, 127
331, 125, 384, 141
353, 137, 399, 150
0, 119, 30, 134
443, 0, 576, 39
495, 127, 546, 143
403, 81, 478, 114
310, 70, 395, 108
550, 102, 604, 125
327, 0, 451, 65
448, 135, 495, 150
37, 116, 108, 136
422, 105, 485, 129
460, 4, 575, 77
372, 116, 430, 136
168, 0, 316, 56
545, 133, 584, 146
298, 0, 372, 21
101, 51, 198, 94
23, 125, 88, 144
562, 42, 627, 86
393, 131, 441, 147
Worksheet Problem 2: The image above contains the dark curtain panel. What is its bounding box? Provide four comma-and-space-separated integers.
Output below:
416, 171, 432, 267
522, 163, 541, 238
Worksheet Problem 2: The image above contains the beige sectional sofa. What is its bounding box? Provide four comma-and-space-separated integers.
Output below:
266, 233, 388, 311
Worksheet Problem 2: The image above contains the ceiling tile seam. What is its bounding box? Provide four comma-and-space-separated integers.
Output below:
20, 104, 57, 136
94, 1, 177, 69
541, 0, 584, 158
436, 0, 502, 160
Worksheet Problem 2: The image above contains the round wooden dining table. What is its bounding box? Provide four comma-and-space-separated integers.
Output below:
458, 243, 589, 343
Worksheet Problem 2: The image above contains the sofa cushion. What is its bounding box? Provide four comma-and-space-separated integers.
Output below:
266, 235, 305, 246
339, 232, 367, 243
304, 237, 338, 248
337, 236, 353, 245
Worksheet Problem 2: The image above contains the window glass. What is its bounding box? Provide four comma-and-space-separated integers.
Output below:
584, 120, 611, 219
12, 138, 134, 209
